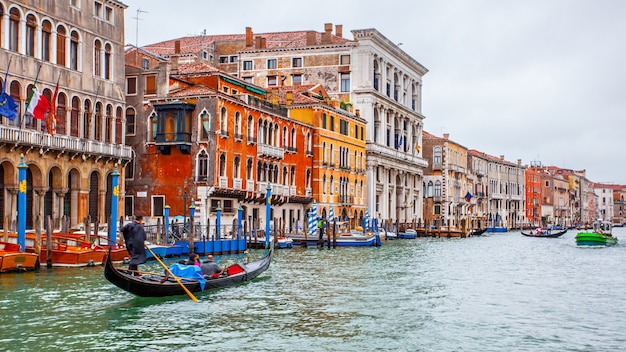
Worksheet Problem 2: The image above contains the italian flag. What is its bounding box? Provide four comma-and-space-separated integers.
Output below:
26, 86, 50, 120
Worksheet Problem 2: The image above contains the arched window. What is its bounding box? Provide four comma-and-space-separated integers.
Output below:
219, 154, 226, 177
197, 150, 208, 182
234, 111, 241, 137
94, 40, 102, 76
105, 104, 113, 143
42, 20, 52, 61
9, 8, 20, 52
291, 128, 296, 149
25, 14, 36, 57
115, 106, 123, 144
56, 25, 66, 66
247, 115, 254, 141
56, 93, 67, 135
95, 102, 103, 141
282, 167, 288, 185
246, 158, 253, 181
234, 156, 241, 179
83, 99, 92, 138
219, 107, 227, 132
9, 81, 22, 127
322, 174, 327, 194
434, 180, 441, 196
322, 142, 326, 163
71, 96, 80, 137
70, 31, 80, 70
427, 181, 433, 197
282, 126, 288, 148
322, 113, 327, 129
149, 112, 157, 142
200, 110, 210, 140
104, 43, 112, 79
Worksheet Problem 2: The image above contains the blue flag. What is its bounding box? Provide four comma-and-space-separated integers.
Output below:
0, 77, 18, 121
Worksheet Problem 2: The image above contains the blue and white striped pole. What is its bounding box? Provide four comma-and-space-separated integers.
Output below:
164, 205, 170, 244
17, 154, 27, 252
265, 183, 272, 248
216, 200, 221, 239
110, 164, 120, 247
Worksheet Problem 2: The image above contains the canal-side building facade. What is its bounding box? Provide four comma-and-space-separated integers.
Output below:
0, 0, 132, 231
141, 24, 429, 226
422, 132, 471, 230
276, 84, 367, 229
124, 46, 315, 234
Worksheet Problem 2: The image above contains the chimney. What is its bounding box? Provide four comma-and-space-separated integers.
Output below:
306, 31, 317, 46
443, 133, 449, 139
174, 40, 181, 54
245, 27, 253, 47
321, 23, 332, 44
255, 37, 266, 49
286, 91, 293, 106
500, 155, 505, 160
335, 24, 343, 38
517, 159, 522, 165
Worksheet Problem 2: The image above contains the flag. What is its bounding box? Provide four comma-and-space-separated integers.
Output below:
0, 69, 18, 121
25, 86, 50, 120
465, 192, 473, 202
46, 80, 61, 135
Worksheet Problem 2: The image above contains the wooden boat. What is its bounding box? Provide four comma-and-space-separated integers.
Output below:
0, 241, 39, 272
104, 248, 272, 297
521, 228, 567, 238
469, 228, 487, 236
248, 235, 294, 249
37, 234, 107, 267
576, 221, 618, 246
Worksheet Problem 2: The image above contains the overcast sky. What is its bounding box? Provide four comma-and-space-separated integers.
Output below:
122, 0, 626, 185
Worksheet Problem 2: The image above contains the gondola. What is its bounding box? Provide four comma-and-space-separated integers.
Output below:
104, 248, 272, 297
520, 229, 567, 238
469, 228, 487, 236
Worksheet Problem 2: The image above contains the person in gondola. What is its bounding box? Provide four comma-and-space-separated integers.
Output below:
201, 255, 225, 279
121, 214, 147, 276
187, 253, 201, 267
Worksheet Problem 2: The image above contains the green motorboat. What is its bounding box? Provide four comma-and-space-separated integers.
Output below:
575, 221, 618, 246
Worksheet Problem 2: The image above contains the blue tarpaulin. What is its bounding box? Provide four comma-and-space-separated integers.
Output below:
169, 263, 206, 291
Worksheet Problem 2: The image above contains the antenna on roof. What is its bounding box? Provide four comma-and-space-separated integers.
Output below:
133, 8, 148, 47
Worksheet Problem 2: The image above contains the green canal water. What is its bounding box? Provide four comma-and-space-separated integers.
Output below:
1, 229, 626, 352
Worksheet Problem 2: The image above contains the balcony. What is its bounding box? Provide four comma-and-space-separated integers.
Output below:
233, 178, 242, 190
258, 143, 284, 159
155, 131, 192, 154
234, 133, 243, 142
218, 130, 230, 138
219, 176, 228, 188
247, 136, 257, 145
367, 143, 429, 168
246, 179, 255, 192
432, 162, 442, 171
0, 125, 133, 160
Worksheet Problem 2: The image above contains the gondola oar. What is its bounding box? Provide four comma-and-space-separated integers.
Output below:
145, 245, 199, 303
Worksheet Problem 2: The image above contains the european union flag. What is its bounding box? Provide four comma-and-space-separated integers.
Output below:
0, 89, 18, 121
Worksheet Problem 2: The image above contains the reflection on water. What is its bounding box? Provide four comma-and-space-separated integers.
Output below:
2, 229, 626, 351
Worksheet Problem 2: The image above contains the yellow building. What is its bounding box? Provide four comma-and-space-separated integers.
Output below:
276, 85, 367, 228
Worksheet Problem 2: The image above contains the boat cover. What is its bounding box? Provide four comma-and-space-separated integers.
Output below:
169, 264, 206, 290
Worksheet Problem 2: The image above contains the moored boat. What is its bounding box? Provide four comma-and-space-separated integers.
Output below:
576, 221, 618, 246
104, 248, 272, 297
0, 241, 39, 272
469, 228, 487, 236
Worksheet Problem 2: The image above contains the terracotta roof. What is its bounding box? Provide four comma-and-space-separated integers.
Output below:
273, 85, 329, 105
169, 84, 216, 97
142, 30, 353, 56
175, 62, 220, 75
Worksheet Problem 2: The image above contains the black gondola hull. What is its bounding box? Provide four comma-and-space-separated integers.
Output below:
520, 229, 567, 238
104, 249, 271, 297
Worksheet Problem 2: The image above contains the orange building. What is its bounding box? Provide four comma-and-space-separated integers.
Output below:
125, 48, 313, 233
275, 85, 367, 228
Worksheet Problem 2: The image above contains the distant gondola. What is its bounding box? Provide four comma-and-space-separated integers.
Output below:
520, 229, 567, 238
104, 248, 271, 297
469, 228, 487, 236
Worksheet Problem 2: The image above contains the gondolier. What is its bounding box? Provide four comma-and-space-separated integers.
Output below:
121, 214, 147, 275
